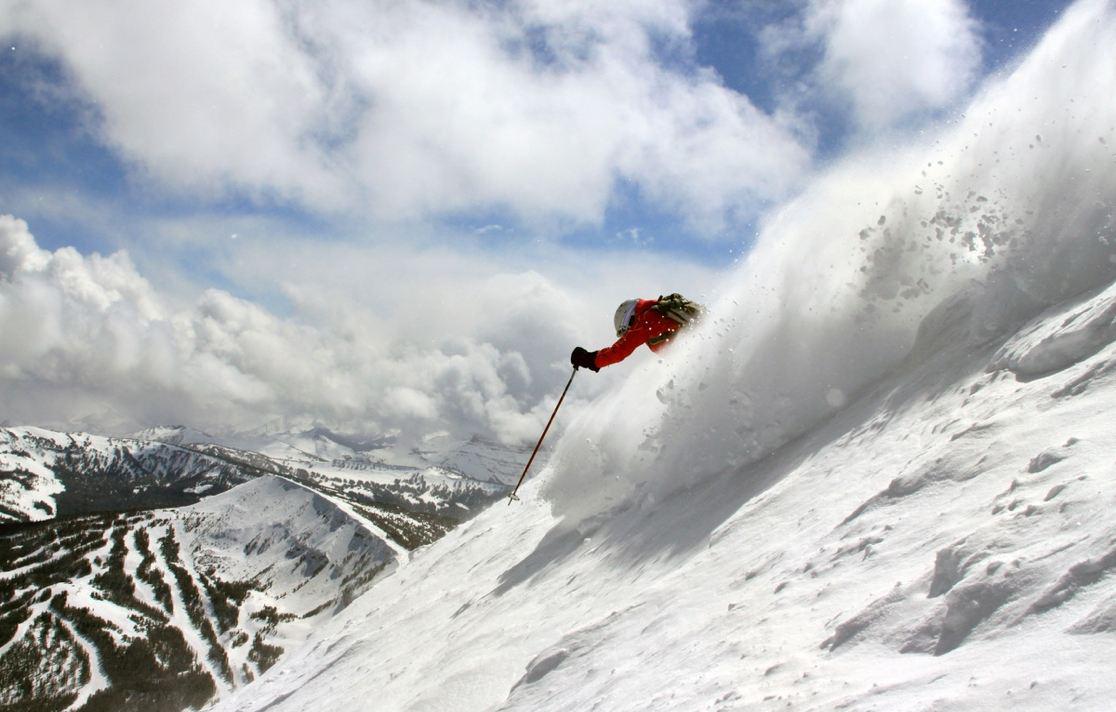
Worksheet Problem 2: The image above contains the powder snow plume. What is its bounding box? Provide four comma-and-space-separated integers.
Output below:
542, 0, 1116, 522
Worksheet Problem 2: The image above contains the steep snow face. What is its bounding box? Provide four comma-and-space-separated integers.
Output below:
212, 283, 1116, 712
543, 0, 1116, 522
213, 3, 1116, 711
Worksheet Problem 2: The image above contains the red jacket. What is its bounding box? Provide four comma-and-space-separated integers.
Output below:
595, 299, 683, 368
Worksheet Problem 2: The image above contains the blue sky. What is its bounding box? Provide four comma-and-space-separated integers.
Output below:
0, 0, 1084, 435
1, 0, 1073, 271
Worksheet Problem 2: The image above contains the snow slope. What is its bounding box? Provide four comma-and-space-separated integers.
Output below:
212, 290, 1116, 712
213, 3, 1116, 711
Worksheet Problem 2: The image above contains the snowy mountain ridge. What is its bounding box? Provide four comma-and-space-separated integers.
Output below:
133, 423, 529, 487
1, 422, 521, 530
0, 426, 282, 522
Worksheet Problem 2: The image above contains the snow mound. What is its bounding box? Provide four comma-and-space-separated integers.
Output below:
991, 279, 1116, 379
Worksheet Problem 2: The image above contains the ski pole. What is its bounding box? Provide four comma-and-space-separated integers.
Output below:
507, 366, 577, 505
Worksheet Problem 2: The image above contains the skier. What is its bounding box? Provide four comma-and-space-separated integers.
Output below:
570, 293, 704, 372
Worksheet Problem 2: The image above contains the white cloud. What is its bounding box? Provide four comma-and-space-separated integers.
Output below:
1, 0, 345, 206
0, 0, 810, 233
764, 0, 982, 131
0, 214, 720, 442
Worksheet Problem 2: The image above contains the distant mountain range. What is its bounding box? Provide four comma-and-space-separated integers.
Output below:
0, 424, 529, 524
0, 477, 397, 710
0, 423, 533, 711
128, 424, 530, 485
0, 427, 282, 522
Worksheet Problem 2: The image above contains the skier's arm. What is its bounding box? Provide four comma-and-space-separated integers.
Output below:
594, 321, 652, 368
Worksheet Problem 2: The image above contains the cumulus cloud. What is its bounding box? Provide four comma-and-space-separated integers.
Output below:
1, 0, 344, 206
764, 0, 982, 131
0, 214, 717, 441
0, 0, 811, 232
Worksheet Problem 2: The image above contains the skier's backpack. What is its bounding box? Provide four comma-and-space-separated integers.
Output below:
652, 293, 704, 327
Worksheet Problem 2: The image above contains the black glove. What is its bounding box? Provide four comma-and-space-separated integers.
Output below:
570, 346, 599, 372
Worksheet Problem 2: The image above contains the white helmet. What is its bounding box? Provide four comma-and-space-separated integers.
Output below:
613, 299, 638, 336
